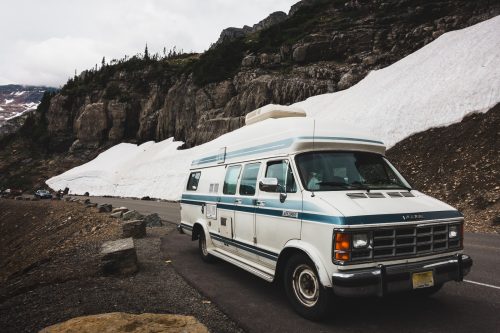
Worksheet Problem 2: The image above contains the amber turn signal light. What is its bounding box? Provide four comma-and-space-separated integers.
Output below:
335, 233, 351, 251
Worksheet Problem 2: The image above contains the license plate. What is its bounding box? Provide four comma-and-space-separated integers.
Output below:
412, 271, 434, 289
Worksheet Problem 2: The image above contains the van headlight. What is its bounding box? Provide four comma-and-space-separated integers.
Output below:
449, 225, 459, 238
352, 233, 369, 248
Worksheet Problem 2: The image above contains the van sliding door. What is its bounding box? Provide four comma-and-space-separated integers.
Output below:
233, 162, 261, 262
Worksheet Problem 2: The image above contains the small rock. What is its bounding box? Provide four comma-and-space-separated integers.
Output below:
86, 203, 97, 208
112, 207, 128, 214
100, 238, 138, 276
143, 213, 163, 227
122, 220, 146, 238
122, 210, 144, 221
492, 216, 500, 225
98, 203, 112, 213
110, 211, 123, 218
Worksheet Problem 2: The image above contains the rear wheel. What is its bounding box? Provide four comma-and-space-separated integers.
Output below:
198, 231, 215, 263
284, 254, 331, 320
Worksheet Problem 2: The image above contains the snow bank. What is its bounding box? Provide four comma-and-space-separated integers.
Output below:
47, 16, 500, 200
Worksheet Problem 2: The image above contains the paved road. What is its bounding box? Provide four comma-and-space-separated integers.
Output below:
89, 197, 500, 332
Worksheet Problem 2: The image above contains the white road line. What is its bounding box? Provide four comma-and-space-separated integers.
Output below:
464, 279, 500, 290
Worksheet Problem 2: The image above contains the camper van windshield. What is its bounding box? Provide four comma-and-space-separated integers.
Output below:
295, 151, 411, 191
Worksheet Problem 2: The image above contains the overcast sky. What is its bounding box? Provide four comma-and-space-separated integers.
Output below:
0, 0, 297, 87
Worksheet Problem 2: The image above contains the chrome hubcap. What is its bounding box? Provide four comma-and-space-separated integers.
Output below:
201, 236, 208, 256
292, 264, 319, 307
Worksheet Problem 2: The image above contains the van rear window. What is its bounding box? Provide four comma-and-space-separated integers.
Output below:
186, 172, 201, 191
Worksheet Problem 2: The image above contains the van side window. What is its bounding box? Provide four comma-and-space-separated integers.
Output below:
186, 172, 201, 191
239, 163, 260, 196
265, 160, 297, 193
223, 165, 241, 195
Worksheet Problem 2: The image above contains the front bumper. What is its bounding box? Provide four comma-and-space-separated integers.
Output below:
331, 253, 472, 297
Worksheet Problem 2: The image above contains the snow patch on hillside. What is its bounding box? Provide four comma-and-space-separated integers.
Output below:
47, 16, 500, 200
295, 15, 500, 147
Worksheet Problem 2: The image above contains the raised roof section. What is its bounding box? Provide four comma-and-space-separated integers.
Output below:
191, 117, 386, 168
245, 104, 306, 125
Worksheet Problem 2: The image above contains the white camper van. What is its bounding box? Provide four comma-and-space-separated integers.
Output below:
178, 106, 472, 320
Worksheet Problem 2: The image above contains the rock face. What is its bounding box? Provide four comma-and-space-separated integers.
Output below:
30, 0, 499, 153
39, 312, 209, 333
212, 11, 287, 47
100, 238, 138, 276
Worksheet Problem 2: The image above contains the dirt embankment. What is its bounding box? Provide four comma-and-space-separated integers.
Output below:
387, 104, 500, 234
0, 199, 243, 333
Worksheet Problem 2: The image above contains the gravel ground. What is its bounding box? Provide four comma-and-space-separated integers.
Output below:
0, 199, 243, 333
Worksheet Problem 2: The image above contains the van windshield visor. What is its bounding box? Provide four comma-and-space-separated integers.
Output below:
295, 152, 411, 191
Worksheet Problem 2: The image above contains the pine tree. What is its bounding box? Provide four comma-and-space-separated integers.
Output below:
144, 43, 150, 60
101, 56, 106, 68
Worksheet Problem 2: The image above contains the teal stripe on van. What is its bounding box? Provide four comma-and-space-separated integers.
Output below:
181, 195, 462, 225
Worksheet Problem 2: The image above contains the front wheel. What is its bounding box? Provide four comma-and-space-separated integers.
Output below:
284, 254, 332, 320
198, 231, 215, 263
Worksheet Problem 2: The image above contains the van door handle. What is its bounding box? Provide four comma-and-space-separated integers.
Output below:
256, 200, 266, 207
234, 199, 242, 204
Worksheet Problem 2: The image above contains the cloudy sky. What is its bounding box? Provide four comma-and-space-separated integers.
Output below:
0, 0, 297, 87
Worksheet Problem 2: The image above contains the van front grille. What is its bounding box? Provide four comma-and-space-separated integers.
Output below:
349, 223, 462, 262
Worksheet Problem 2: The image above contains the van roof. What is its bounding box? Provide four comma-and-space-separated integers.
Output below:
190, 117, 385, 168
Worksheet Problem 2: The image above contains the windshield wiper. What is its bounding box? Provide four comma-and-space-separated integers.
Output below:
317, 181, 349, 187
349, 182, 371, 192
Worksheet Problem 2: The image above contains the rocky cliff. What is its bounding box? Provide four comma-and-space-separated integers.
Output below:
17, 0, 500, 154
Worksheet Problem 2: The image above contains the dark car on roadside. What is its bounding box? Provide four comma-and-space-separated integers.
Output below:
35, 189, 52, 199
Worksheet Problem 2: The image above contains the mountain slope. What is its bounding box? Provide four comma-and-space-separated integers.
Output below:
19, 0, 500, 153
387, 104, 499, 233
0, 85, 56, 139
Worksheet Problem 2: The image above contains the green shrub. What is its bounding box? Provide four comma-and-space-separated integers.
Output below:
192, 39, 246, 86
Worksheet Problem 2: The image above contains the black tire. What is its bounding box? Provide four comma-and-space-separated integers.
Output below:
198, 231, 215, 263
412, 283, 443, 297
284, 254, 332, 320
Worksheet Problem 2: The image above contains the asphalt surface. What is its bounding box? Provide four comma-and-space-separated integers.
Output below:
89, 197, 500, 332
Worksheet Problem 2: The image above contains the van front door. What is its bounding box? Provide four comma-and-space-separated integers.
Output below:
255, 160, 302, 267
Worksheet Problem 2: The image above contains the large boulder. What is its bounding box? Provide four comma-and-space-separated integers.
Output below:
100, 238, 138, 276
143, 213, 163, 227
122, 220, 146, 239
39, 312, 209, 333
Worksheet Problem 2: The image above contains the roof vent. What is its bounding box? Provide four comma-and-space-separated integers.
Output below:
347, 193, 368, 199
367, 192, 385, 198
245, 104, 306, 125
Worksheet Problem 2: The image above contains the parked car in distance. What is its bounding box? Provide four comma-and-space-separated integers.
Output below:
35, 189, 52, 199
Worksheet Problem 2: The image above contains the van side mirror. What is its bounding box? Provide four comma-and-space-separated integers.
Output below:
259, 177, 279, 192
